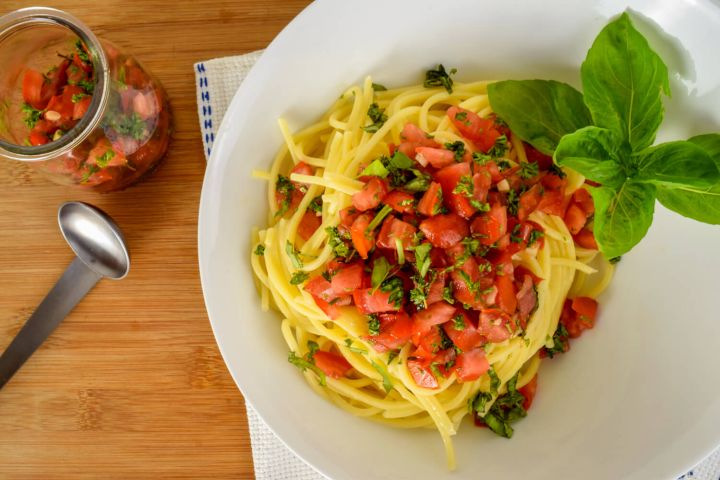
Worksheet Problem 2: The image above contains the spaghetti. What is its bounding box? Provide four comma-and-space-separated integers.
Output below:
250, 74, 612, 469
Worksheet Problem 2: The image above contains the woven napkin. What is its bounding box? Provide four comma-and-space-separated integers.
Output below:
194, 53, 720, 480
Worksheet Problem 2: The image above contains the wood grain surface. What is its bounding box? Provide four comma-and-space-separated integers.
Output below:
0, 1, 311, 478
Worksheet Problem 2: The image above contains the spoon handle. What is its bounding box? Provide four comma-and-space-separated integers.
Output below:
0, 257, 102, 389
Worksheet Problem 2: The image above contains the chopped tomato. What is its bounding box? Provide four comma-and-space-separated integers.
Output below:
446, 106, 502, 153
350, 213, 375, 259
419, 213, 469, 248
470, 203, 507, 246
518, 184, 542, 222
367, 311, 413, 352
572, 296, 598, 322
352, 177, 389, 211
72, 95, 92, 120
412, 301, 456, 333
473, 171, 492, 203
401, 123, 439, 147
298, 211, 321, 241
330, 263, 364, 295
449, 256, 493, 310
22, 69, 49, 110
376, 217, 417, 250
537, 174, 569, 217
573, 227, 598, 250
339, 206, 359, 227
313, 351, 353, 379
495, 274, 517, 315
305, 275, 342, 303
412, 325, 443, 357
352, 288, 401, 314
426, 273, 446, 305
478, 309, 513, 343
435, 162, 477, 219
398, 142, 421, 160
524, 143, 553, 170
384, 190, 416, 214
564, 203, 587, 235
417, 181, 443, 216
518, 374, 538, 410
29, 129, 50, 146
407, 359, 439, 389
416, 146, 455, 168
443, 311, 483, 351
572, 188, 595, 216
454, 348, 490, 382
86, 139, 127, 167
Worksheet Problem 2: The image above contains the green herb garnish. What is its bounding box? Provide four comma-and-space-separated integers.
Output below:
362, 102, 388, 133
424, 64, 457, 94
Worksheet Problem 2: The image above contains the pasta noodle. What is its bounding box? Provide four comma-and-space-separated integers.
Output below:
250, 75, 612, 469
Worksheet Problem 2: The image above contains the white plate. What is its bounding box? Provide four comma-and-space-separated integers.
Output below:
198, 1, 720, 478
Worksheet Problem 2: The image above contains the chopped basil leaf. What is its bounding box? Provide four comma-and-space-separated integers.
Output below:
308, 195, 323, 214
488, 368, 500, 395
480, 374, 527, 439
367, 314, 380, 336
371, 83, 387, 91
413, 242, 432, 278
71, 93, 88, 104
380, 277, 404, 308
488, 134, 508, 158
519, 161, 539, 180
370, 360, 394, 393
452, 314, 466, 331
362, 102, 388, 133
288, 351, 327, 386
544, 324, 569, 358
344, 338, 367, 354
367, 204, 393, 232
285, 240, 303, 268
253, 244, 265, 256
95, 149, 115, 168
371, 256, 391, 290
21, 103, 42, 128
424, 64, 457, 94
527, 229, 544, 247
290, 271, 309, 285
326, 226, 352, 259
444, 141, 466, 162
360, 158, 390, 178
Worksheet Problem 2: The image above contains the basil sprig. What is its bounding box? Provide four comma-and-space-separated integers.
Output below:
488, 12, 720, 258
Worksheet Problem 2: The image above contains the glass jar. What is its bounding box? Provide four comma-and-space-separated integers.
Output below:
0, 7, 172, 192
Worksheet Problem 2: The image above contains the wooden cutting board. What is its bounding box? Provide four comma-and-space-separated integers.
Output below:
0, 1, 311, 478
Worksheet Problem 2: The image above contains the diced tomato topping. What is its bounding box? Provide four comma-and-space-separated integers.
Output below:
518, 374, 538, 410
339, 206, 359, 227
29, 129, 50, 146
407, 359, 439, 389
564, 203, 587, 235
72, 95, 92, 120
572, 296, 598, 322
291, 161, 313, 177
352, 177, 389, 211
401, 123, 440, 147
412, 301, 456, 333
22, 69, 49, 110
537, 174, 569, 217
367, 311, 413, 352
518, 184, 542, 222
330, 263, 364, 295
305, 275, 341, 303
446, 106, 502, 153
298, 211, 322, 241
417, 181, 443, 216
470, 203, 507, 246
313, 351, 353, 379
572, 188, 595, 216
524, 143, 553, 171
397, 142, 421, 161
573, 227, 598, 250
384, 190, 416, 214
416, 146, 455, 168
419, 213, 469, 248
443, 310, 483, 352
435, 162, 477, 219
426, 273, 446, 305
478, 309, 513, 343
495, 274, 517, 315
86, 138, 127, 167
353, 288, 401, 314
454, 348, 490, 382
376, 217, 417, 250
350, 213, 375, 259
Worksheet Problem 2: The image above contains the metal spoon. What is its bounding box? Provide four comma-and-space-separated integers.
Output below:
0, 202, 130, 389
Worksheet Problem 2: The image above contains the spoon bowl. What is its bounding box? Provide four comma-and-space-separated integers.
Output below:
58, 201, 130, 280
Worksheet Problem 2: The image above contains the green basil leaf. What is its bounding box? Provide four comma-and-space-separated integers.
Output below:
591, 181, 656, 258
487, 79, 592, 155
554, 126, 625, 188
656, 134, 720, 224
371, 256, 391, 290
360, 158, 389, 178
581, 12, 670, 152
634, 140, 719, 188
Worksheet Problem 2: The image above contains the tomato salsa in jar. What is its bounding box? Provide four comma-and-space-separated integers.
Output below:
0, 7, 172, 192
